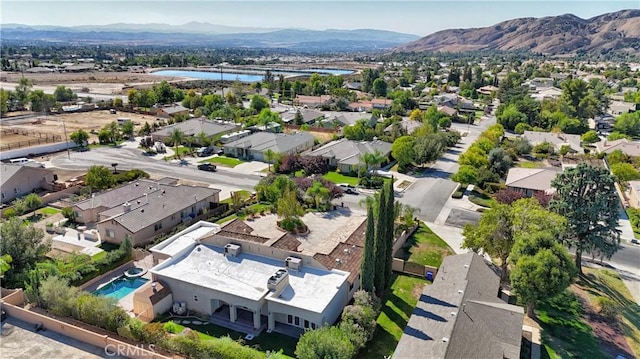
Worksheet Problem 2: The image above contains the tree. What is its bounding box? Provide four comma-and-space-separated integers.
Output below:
361, 204, 376, 293
15, 77, 33, 109
362, 149, 385, 177
250, 95, 269, 112
24, 193, 42, 212
391, 136, 416, 172
610, 162, 640, 184
305, 181, 330, 210
0, 254, 12, 278
510, 232, 577, 317
497, 104, 527, 130
70, 129, 89, 148
607, 149, 629, 165
581, 130, 600, 144
487, 147, 513, 177
614, 112, 640, 137
294, 110, 304, 125
372, 78, 388, 97
28, 90, 55, 113
169, 128, 184, 159
53, 85, 75, 102
0, 88, 9, 115
85, 165, 115, 190
295, 326, 356, 359
451, 165, 478, 184
382, 179, 395, 291
0, 218, 49, 287
414, 133, 446, 166
276, 188, 304, 220
550, 163, 621, 274
121, 121, 134, 139
264, 149, 276, 172
463, 198, 566, 281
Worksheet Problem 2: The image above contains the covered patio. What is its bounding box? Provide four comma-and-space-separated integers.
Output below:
210, 304, 267, 337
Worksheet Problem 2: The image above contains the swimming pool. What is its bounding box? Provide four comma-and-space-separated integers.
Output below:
92, 276, 149, 300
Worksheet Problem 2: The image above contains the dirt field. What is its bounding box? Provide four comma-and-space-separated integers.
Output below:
0, 110, 157, 147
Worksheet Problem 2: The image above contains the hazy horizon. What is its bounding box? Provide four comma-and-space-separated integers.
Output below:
1, 1, 637, 36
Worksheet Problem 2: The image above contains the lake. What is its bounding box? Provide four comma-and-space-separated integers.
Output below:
151, 68, 353, 83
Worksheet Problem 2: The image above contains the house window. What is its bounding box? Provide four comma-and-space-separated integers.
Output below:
194, 295, 198, 302
287, 315, 293, 324
75, 211, 82, 218
294, 316, 300, 326
311, 323, 316, 329
1, 193, 4, 199
304, 320, 309, 328
105, 229, 115, 238
14, 188, 19, 194
154, 222, 163, 231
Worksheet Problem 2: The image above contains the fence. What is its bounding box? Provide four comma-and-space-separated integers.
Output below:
392, 258, 438, 280
0, 141, 78, 160
0, 293, 169, 359
0, 128, 63, 151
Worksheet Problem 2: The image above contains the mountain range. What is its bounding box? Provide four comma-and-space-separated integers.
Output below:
0, 23, 420, 52
394, 9, 640, 55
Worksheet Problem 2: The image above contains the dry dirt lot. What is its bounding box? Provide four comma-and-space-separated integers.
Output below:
0, 110, 157, 147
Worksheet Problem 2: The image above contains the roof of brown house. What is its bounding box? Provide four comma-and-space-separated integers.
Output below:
314, 242, 363, 283
219, 218, 271, 243
218, 230, 271, 244
344, 220, 367, 248
134, 281, 171, 305
271, 233, 302, 252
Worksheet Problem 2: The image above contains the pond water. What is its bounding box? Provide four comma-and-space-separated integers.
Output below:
151, 68, 353, 82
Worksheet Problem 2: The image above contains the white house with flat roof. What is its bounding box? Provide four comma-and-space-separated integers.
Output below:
143, 217, 366, 337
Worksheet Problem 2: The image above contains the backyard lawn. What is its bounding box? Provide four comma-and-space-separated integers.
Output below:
468, 188, 497, 208
538, 267, 640, 359
357, 274, 428, 359
162, 319, 297, 358
395, 223, 455, 268
202, 155, 245, 168
38, 206, 61, 216
322, 171, 359, 186
517, 160, 545, 168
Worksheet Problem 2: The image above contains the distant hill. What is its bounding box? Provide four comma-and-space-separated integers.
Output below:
394, 9, 640, 55
0, 23, 420, 52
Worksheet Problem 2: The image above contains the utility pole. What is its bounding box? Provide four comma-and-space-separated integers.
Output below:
62, 120, 70, 159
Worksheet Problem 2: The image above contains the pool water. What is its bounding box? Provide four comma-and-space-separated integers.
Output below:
92, 277, 149, 300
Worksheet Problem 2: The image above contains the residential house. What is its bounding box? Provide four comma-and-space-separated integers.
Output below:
627, 181, 640, 209
345, 82, 362, 91
151, 118, 238, 144
281, 108, 325, 125
523, 131, 582, 153
347, 101, 373, 112
306, 138, 392, 174
325, 113, 371, 128
384, 119, 422, 135
247, 122, 282, 133
141, 213, 369, 336
525, 77, 554, 90
154, 103, 190, 118
294, 95, 332, 108
71, 178, 220, 246
596, 138, 640, 157
433, 94, 458, 107
371, 98, 392, 109
393, 252, 524, 359
609, 100, 637, 115
589, 115, 615, 131
0, 163, 55, 204
223, 132, 315, 161
505, 167, 561, 197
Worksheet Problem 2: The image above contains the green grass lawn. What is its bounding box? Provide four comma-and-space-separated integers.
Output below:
537, 290, 606, 359
396, 223, 455, 267
221, 190, 251, 205
322, 171, 359, 186
202, 156, 245, 168
357, 274, 428, 359
163, 319, 297, 358
91, 250, 107, 261
38, 206, 61, 216
517, 160, 544, 169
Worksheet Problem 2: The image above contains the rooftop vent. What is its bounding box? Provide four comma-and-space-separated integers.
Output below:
442, 337, 449, 343
123, 202, 131, 213
285, 256, 302, 271
224, 243, 241, 257
267, 269, 289, 296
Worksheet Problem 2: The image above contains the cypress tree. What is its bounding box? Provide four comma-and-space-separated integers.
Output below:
361, 204, 376, 293
383, 178, 396, 291
373, 184, 388, 296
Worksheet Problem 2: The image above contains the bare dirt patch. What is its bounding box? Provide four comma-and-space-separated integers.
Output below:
573, 285, 635, 359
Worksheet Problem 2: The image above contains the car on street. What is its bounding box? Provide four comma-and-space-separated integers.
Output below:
338, 183, 358, 194
632, 239, 639, 245
197, 163, 217, 172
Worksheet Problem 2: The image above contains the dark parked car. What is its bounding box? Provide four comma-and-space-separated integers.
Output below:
197, 163, 217, 172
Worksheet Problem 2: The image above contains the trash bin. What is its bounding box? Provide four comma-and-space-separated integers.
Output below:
426, 271, 434, 281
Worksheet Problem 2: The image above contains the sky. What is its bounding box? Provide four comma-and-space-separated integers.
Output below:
2, 1, 638, 36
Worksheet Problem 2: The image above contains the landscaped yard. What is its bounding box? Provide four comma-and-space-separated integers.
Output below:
357, 274, 428, 358
220, 190, 251, 205
396, 223, 455, 267
163, 146, 193, 160
468, 188, 497, 208
38, 206, 61, 216
161, 318, 297, 358
538, 267, 640, 359
322, 171, 359, 186
202, 155, 245, 168
517, 160, 545, 168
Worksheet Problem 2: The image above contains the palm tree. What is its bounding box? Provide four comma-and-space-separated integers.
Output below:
363, 149, 385, 177
197, 131, 209, 147
264, 149, 275, 172
169, 128, 184, 159
306, 181, 330, 210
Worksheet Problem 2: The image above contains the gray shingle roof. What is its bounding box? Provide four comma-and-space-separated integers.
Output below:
75, 179, 164, 210
393, 252, 524, 359
281, 109, 325, 124
307, 139, 392, 166
523, 131, 582, 153
0, 164, 52, 187
223, 132, 314, 154
100, 185, 220, 233
151, 118, 238, 138
505, 167, 560, 192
